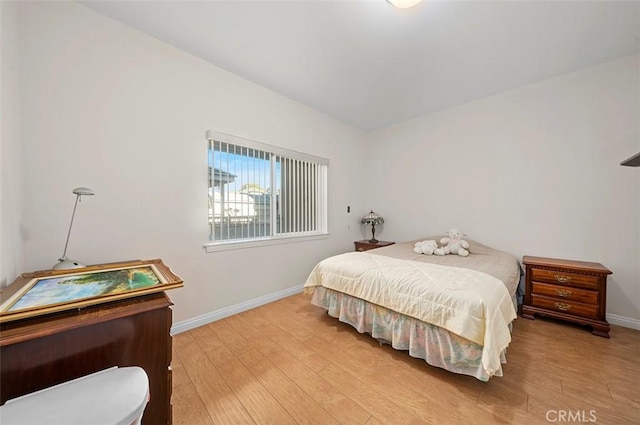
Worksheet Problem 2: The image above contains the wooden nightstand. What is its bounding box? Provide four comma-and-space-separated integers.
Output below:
354, 240, 395, 252
522, 255, 612, 338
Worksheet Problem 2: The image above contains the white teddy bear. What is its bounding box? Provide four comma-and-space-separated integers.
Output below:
434, 228, 470, 257
413, 240, 438, 255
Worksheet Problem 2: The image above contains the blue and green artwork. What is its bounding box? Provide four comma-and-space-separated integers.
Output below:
8, 266, 161, 312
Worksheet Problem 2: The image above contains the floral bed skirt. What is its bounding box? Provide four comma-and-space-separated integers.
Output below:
311, 287, 508, 381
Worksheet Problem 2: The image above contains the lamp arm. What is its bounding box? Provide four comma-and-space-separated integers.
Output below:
60, 195, 81, 260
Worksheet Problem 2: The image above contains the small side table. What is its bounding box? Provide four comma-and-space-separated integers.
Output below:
354, 240, 395, 252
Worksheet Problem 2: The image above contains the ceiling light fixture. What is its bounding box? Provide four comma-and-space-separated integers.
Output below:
387, 0, 423, 8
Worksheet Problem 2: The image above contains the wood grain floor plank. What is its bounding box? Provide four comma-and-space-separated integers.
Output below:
318, 363, 426, 425
173, 332, 256, 425
310, 335, 489, 424
363, 417, 385, 425
171, 381, 214, 425
238, 349, 340, 425
188, 322, 226, 354
254, 338, 372, 425
206, 319, 250, 355
205, 345, 297, 425
172, 294, 640, 425
266, 328, 335, 373
608, 381, 640, 403
228, 307, 335, 375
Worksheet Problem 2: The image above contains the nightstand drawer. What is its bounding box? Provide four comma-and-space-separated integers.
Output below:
531, 295, 599, 319
531, 282, 598, 305
531, 268, 598, 289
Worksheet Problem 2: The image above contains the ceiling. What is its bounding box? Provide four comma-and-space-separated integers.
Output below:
80, 1, 640, 132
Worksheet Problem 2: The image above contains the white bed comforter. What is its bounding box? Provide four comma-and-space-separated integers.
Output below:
303, 252, 517, 377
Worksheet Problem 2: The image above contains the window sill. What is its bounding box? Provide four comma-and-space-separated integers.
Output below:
203, 233, 330, 253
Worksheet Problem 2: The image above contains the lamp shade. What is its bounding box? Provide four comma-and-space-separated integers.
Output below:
361, 210, 384, 226
72, 187, 95, 196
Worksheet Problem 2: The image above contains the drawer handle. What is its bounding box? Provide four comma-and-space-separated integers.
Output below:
556, 289, 572, 297
555, 275, 572, 284
554, 302, 571, 311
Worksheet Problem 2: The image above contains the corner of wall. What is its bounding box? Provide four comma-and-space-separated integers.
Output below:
0, 0, 26, 286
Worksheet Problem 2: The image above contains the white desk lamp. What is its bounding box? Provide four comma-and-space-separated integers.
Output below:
53, 187, 95, 270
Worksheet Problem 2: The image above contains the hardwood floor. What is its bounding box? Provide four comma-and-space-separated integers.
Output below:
171, 293, 640, 424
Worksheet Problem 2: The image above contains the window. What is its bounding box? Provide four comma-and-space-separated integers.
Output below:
205, 131, 328, 249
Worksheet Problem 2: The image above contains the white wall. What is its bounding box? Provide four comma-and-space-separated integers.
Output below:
0, 1, 25, 287
17, 2, 366, 323
8, 1, 639, 328
366, 55, 640, 322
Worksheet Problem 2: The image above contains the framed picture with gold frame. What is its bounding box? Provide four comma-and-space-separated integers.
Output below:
0, 259, 183, 323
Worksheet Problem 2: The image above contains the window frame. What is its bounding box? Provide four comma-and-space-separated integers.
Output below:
203, 130, 329, 253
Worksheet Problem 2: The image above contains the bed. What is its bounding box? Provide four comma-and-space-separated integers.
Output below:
303, 237, 523, 381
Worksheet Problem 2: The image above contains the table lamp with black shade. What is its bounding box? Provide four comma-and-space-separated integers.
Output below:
361, 210, 384, 244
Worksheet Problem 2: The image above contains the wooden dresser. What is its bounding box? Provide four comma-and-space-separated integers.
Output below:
0, 292, 174, 424
354, 240, 395, 252
522, 256, 611, 337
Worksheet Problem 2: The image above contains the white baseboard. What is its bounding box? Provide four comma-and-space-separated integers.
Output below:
607, 313, 640, 331
171, 283, 304, 335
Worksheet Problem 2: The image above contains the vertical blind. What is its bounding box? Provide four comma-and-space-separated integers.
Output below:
207, 134, 327, 243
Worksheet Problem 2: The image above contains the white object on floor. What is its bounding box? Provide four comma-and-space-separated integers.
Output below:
0, 366, 149, 425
